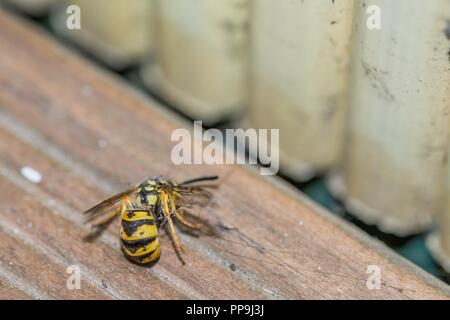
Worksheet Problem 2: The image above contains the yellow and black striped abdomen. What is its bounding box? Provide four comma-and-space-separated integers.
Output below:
120, 209, 160, 265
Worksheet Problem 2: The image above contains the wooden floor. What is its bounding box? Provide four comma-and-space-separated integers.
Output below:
0, 9, 449, 299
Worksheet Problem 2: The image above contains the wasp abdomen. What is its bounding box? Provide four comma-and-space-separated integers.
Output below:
120, 210, 160, 265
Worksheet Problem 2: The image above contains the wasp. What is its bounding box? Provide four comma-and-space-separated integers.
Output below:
83, 176, 218, 266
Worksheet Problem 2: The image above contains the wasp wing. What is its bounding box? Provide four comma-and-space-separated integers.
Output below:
83, 189, 134, 223
160, 184, 216, 209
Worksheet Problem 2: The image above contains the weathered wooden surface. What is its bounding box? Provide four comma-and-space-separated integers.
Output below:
0, 10, 449, 299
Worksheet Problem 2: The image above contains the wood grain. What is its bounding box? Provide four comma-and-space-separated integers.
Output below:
0, 9, 449, 299
0, 268, 35, 299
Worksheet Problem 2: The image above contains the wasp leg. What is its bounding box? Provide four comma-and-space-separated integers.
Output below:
161, 191, 186, 255
90, 206, 120, 227
84, 196, 134, 242
94, 195, 132, 225
169, 194, 201, 229
90, 195, 132, 227
83, 209, 119, 242
83, 197, 128, 242
121, 195, 133, 213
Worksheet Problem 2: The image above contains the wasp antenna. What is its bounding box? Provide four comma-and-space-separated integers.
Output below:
180, 175, 219, 185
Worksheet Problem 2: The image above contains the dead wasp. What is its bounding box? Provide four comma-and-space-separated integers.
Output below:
83, 176, 218, 266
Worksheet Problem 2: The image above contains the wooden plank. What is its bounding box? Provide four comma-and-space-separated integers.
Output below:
0, 221, 111, 299
0, 272, 33, 299
0, 9, 449, 299
0, 127, 264, 299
